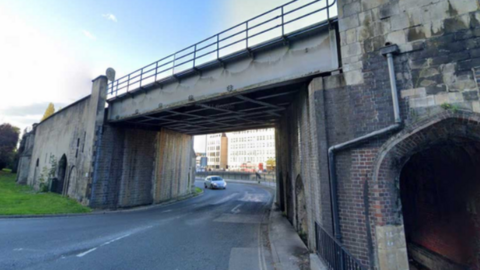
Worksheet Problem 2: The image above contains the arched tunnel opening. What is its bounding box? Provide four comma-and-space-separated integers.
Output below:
400, 140, 480, 270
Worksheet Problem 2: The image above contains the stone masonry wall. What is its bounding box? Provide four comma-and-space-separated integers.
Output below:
319, 0, 480, 268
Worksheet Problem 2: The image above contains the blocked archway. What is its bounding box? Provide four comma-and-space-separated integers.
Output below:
56, 155, 67, 194
372, 112, 480, 270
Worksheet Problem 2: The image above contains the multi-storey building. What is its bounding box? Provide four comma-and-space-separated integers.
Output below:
205, 133, 228, 169
227, 128, 275, 171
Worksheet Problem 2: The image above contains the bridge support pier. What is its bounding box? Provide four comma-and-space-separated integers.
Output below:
90, 126, 194, 209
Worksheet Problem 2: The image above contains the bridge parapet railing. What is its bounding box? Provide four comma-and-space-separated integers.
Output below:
108, 0, 338, 100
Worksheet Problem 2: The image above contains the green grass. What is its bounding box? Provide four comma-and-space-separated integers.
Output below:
0, 171, 91, 215
194, 187, 203, 195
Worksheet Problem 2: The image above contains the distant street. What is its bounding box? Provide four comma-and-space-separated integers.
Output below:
0, 182, 275, 270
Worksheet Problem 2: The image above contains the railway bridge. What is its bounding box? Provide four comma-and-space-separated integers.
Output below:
17, 0, 480, 269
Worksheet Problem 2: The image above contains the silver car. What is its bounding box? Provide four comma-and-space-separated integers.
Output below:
204, 176, 227, 189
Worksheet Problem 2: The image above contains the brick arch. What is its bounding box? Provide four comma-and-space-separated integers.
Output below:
371, 111, 480, 226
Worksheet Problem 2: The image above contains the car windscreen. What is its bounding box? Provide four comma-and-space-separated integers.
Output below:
212, 177, 223, 181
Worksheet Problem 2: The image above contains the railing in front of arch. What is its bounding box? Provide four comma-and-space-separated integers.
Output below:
107, 0, 338, 99
315, 223, 369, 270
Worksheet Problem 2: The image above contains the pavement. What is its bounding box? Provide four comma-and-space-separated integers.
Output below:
0, 181, 311, 270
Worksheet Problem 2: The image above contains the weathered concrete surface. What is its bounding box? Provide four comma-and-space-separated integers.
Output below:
153, 128, 194, 204
107, 27, 339, 122
24, 76, 107, 204
90, 127, 194, 209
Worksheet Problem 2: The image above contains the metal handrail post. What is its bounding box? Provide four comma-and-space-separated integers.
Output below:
246, 21, 249, 48
217, 34, 220, 59
193, 44, 197, 67
281, 6, 285, 36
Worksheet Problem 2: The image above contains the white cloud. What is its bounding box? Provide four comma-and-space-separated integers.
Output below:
102, 13, 117, 22
82, 30, 96, 40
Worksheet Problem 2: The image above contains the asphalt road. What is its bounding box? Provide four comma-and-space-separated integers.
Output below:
0, 181, 275, 270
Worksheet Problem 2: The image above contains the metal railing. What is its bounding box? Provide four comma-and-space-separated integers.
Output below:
315, 223, 369, 270
107, 0, 337, 99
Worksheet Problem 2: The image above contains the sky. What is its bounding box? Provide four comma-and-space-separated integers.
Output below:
0, 0, 335, 151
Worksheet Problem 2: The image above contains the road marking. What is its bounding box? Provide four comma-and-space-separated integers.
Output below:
75, 231, 138, 258
13, 248, 23, 251
231, 204, 242, 214
162, 209, 172, 213
212, 193, 238, 205
76, 247, 97, 257
257, 224, 268, 270
100, 233, 131, 247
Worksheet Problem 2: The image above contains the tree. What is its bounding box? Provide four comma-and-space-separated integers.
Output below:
266, 158, 276, 171
41, 103, 55, 121
0, 123, 20, 170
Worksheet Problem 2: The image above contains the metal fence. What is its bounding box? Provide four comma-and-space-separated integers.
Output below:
315, 223, 369, 270
108, 0, 337, 99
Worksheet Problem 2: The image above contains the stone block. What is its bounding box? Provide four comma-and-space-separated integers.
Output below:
341, 42, 363, 58
463, 90, 480, 100
422, 1, 450, 23
472, 101, 480, 112
362, 0, 389, 11
410, 96, 436, 107
344, 1, 362, 17
434, 92, 450, 105
386, 30, 407, 45
399, 0, 436, 12
444, 14, 471, 34
448, 92, 465, 103
346, 28, 357, 44
401, 87, 426, 98
324, 74, 346, 89
376, 225, 409, 270
390, 14, 410, 31
344, 70, 364, 85
399, 40, 425, 53
379, 0, 400, 19
449, 0, 480, 16
339, 14, 360, 32
423, 20, 445, 38
406, 8, 423, 27
407, 26, 427, 42
344, 60, 364, 72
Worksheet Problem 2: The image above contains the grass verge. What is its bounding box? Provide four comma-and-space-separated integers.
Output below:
194, 187, 203, 195
0, 170, 91, 216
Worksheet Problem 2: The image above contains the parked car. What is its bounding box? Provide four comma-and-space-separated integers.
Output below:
204, 176, 227, 189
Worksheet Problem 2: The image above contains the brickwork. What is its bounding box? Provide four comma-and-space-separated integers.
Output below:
310, 0, 480, 268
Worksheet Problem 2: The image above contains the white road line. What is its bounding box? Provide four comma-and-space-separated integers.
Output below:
231, 204, 242, 214
100, 233, 131, 247
76, 247, 97, 257
76, 232, 134, 258
162, 209, 172, 213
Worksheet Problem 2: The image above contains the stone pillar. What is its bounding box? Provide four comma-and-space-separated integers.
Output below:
87, 75, 108, 205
